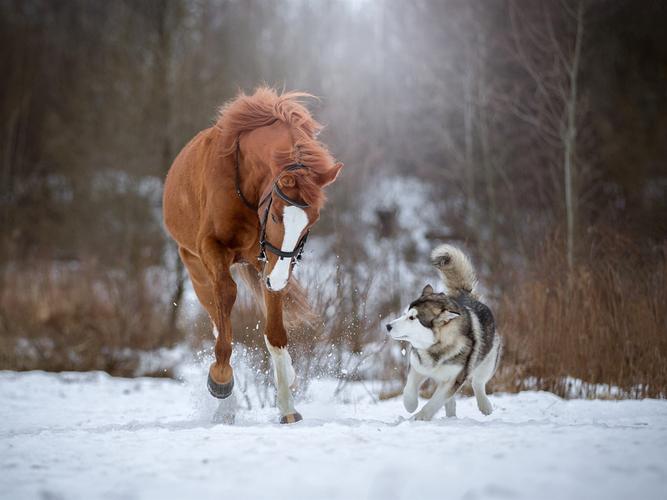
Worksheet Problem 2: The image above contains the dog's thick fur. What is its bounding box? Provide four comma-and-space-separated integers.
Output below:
386, 244, 502, 421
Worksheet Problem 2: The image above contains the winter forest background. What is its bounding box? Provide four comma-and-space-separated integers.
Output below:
1, 0, 666, 399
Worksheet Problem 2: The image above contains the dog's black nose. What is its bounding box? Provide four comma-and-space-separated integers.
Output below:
386, 323, 392, 332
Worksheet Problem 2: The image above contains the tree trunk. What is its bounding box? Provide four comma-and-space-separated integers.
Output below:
563, 2, 584, 272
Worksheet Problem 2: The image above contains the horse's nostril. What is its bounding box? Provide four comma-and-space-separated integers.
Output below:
386, 324, 392, 332
266, 277, 271, 289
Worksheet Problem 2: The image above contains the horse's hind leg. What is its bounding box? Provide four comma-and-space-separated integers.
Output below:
263, 288, 301, 424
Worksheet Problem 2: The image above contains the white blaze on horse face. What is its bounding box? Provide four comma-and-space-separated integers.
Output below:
267, 205, 308, 291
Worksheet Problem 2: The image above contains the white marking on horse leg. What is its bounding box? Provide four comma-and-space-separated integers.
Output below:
212, 325, 219, 339
267, 206, 308, 291
263, 336, 296, 388
264, 336, 296, 416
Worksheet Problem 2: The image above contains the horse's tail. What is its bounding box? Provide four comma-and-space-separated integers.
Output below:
235, 264, 318, 330
235, 264, 267, 318
283, 278, 319, 330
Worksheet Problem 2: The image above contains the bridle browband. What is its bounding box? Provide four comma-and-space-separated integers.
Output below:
234, 139, 311, 266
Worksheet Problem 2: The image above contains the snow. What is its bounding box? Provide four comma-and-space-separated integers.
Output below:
1, 369, 666, 500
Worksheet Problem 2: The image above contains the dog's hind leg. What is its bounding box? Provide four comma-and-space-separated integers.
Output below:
471, 341, 500, 416
472, 380, 493, 416
444, 397, 456, 417
403, 366, 426, 413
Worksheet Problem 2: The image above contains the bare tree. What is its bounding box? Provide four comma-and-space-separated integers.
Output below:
507, 0, 587, 270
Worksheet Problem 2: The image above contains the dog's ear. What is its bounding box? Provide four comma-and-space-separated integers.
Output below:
434, 310, 460, 327
421, 284, 434, 296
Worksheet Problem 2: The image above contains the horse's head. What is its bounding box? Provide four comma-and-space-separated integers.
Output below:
261, 162, 343, 292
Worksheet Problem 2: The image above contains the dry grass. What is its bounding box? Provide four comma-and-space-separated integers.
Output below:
498, 232, 667, 398
0, 261, 181, 377
2, 230, 665, 401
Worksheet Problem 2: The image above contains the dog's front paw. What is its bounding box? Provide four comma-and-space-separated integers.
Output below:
477, 396, 493, 416
403, 391, 419, 413
413, 409, 434, 422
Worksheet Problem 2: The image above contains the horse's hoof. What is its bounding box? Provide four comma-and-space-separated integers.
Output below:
207, 373, 234, 399
279, 412, 303, 424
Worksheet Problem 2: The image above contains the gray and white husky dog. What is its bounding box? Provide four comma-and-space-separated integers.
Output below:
386, 244, 502, 421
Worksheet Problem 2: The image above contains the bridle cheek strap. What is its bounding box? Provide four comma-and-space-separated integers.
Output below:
255, 164, 311, 265
234, 134, 312, 266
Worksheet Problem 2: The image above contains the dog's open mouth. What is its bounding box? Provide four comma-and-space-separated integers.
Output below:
390, 335, 410, 341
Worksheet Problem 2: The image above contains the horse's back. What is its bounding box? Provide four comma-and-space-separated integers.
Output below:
163, 128, 217, 250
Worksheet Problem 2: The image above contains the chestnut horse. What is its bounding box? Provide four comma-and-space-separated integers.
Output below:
163, 87, 342, 423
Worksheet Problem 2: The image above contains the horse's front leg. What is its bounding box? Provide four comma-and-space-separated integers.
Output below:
263, 287, 301, 424
199, 238, 237, 399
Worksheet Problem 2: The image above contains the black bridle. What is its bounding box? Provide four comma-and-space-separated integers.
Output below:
235, 140, 311, 266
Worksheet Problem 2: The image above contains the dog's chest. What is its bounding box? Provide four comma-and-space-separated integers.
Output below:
410, 349, 463, 381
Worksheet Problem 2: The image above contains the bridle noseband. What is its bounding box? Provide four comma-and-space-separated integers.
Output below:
234, 140, 311, 267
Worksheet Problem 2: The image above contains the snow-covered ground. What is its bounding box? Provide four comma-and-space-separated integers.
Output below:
1, 370, 666, 500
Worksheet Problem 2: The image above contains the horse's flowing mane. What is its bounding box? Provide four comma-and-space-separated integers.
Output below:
216, 86, 336, 176
216, 87, 339, 208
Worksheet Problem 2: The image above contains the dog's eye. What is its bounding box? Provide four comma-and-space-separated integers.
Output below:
409, 315, 415, 320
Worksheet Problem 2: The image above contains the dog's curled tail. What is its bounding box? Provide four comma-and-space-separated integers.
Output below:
431, 244, 478, 296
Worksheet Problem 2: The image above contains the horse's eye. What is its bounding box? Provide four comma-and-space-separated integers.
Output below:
271, 214, 279, 223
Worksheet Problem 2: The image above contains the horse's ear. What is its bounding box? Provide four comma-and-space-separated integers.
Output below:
278, 174, 296, 188
318, 162, 343, 187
